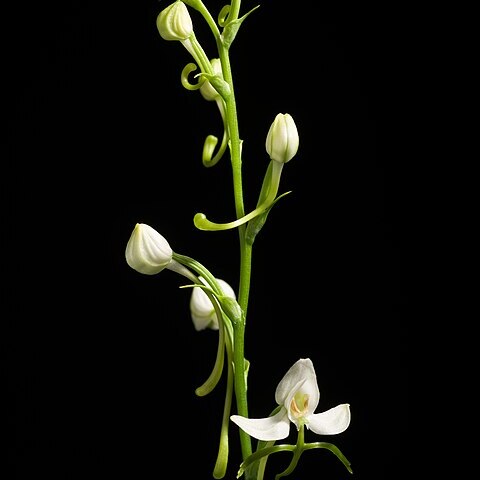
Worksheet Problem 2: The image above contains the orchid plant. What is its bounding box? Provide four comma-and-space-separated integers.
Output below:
125, 1, 352, 478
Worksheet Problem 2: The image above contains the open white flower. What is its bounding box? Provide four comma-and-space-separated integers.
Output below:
231, 358, 350, 441
190, 277, 236, 331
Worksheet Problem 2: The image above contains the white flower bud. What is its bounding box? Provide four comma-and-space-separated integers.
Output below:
125, 223, 173, 275
265, 113, 299, 163
190, 277, 236, 331
156, 1, 193, 42
200, 58, 223, 101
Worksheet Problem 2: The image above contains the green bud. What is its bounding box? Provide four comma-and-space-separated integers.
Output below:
156, 1, 193, 41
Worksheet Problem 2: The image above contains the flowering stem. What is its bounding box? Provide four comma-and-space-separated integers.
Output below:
212, 5, 255, 464
217, 51, 255, 468
229, 0, 241, 21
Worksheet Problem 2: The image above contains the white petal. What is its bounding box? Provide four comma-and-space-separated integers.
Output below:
275, 358, 319, 412
230, 408, 290, 441
306, 404, 351, 435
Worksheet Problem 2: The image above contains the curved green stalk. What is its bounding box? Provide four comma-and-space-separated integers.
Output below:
195, 293, 226, 397
275, 424, 305, 479
213, 319, 235, 479
238, 444, 295, 478
173, 253, 223, 296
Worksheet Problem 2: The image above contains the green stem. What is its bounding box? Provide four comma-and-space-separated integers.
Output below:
229, 0, 241, 21
216, 18, 253, 463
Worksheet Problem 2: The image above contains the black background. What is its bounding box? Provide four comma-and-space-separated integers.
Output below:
8, 1, 410, 479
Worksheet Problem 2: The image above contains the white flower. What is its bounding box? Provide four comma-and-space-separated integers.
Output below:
265, 113, 299, 163
125, 223, 173, 275
190, 277, 236, 331
156, 1, 193, 42
231, 358, 350, 441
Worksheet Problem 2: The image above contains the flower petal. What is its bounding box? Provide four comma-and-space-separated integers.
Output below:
230, 408, 290, 441
275, 358, 319, 412
306, 404, 351, 435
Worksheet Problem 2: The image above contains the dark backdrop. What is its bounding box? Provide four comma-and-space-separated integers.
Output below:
9, 1, 410, 479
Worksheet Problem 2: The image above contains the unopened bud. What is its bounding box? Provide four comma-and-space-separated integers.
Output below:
265, 113, 299, 163
125, 223, 173, 275
156, 1, 193, 42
